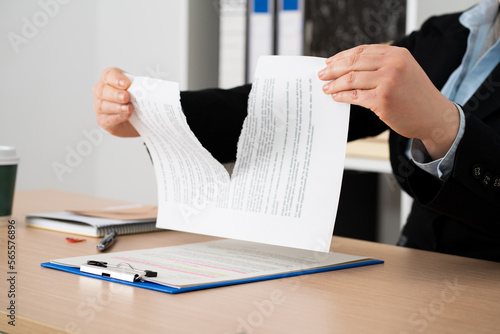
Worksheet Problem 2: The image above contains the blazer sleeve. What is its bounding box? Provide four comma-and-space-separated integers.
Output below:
402, 113, 500, 235
389, 15, 500, 235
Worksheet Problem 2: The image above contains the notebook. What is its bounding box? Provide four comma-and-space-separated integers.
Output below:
26, 205, 159, 237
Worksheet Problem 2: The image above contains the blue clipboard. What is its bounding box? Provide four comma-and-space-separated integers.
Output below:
41, 259, 383, 294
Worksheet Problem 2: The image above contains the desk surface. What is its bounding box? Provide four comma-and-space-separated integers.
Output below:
1, 190, 499, 334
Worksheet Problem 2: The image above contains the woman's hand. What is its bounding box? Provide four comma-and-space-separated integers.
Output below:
93, 67, 140, 137
319, 44, 459, 159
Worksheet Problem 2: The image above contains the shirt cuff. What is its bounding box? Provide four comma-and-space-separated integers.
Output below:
410, 104, 466, 180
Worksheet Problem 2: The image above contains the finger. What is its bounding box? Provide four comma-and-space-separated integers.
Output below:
326, 44, 391, 64
322, 71, 378, 95
93, 80, 128, 103
94, 81, 130, 104
101, 67, 130, 89
94, 98, 133, 116
319, 53, 385, 81
330, 89, 377, 112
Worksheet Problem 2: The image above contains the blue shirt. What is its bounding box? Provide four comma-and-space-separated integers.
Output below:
410, 0, 500, 180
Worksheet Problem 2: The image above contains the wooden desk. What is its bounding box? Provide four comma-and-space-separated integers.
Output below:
1, 190, 499, 334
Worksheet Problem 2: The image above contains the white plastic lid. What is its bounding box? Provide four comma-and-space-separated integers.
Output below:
0, 146, 19, 165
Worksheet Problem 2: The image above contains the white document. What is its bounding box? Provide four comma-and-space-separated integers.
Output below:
128, 56, 350, 252
52, 239, 370, 289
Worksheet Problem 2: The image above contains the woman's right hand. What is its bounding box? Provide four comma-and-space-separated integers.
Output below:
93, 67, 140, 137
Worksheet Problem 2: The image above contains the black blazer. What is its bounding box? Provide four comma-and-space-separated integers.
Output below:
180, 12, 500, 262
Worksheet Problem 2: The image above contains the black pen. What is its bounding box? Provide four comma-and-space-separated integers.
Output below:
97, 231, 117, 252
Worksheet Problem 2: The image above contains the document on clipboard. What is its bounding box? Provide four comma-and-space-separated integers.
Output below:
42, 239, 382, 294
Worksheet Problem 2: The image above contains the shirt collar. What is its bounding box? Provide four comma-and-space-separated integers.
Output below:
460, 0, 499, 30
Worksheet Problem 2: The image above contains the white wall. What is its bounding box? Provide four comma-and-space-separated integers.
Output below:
407, 0, 480, 33
0, 0, 219, 205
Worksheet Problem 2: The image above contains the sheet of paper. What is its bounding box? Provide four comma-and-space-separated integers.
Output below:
52, 239, 370, 288
127, 56, 350, 252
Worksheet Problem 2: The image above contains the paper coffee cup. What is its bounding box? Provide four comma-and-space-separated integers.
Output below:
0, 146, 19, 226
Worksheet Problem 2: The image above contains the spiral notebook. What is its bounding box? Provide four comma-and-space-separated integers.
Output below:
26, 205, 159, 237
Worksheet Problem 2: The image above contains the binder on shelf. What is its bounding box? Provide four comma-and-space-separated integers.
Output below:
218, 0, 248, 88
277, 0, 304, 56
246, 0, 275, 83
